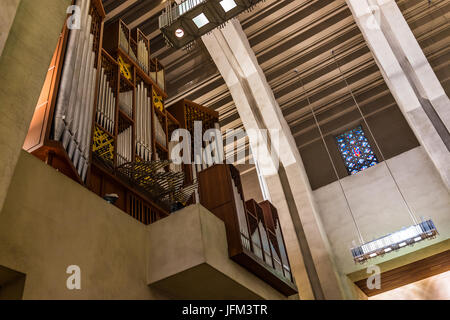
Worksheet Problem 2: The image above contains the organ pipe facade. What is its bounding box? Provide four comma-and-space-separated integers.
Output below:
24, 6, 221, 224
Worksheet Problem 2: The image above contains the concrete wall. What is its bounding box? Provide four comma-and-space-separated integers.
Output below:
0, 151, 170, 299
313, 146, 450, 275
0, 151, 288, 299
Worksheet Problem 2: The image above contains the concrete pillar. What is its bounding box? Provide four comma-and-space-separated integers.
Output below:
374, 0, 450, 132
0, 0, 21, 58
346, 0, 450, 190
0, 0, 71, 213
202, 20, 349, 300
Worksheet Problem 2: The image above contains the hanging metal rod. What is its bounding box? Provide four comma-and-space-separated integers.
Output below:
331, 50, 419, 225
294, 69, 365, 245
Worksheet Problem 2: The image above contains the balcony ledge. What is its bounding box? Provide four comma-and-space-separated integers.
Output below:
146, 204, 289, 300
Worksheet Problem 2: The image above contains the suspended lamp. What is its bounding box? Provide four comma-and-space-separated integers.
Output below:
159, 0, 264, 49
351, 219, 438, 263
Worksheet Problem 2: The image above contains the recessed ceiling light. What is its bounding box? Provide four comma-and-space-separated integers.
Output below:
192, 13, 209, 28
220, 0, 237, 12
175, 28, 184, 38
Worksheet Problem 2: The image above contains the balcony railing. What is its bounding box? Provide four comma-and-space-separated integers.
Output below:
197, 164, 297, 296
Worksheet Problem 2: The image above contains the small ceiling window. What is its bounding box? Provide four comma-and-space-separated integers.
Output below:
192, 13, 209, 28
335, 125, 379, 175
220, 0, 237, 12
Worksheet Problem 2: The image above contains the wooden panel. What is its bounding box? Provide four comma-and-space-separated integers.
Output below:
259, 201, 277, 232
198, 164, 243, 257
209, 203, 243, 258
23, 29, 66, 152
355, 250, 450, 296
198, 164, 298, 296
198, 165, 233, 210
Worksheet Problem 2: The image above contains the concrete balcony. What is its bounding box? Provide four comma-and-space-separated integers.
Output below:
147, 204, 288, 300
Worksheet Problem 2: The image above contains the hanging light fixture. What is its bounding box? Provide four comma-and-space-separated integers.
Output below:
351, 219, 438, 263
294, 48, 439, 264
159, 0, 264, 49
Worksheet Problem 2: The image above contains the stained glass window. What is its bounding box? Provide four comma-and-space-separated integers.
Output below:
336, 125, 379, 175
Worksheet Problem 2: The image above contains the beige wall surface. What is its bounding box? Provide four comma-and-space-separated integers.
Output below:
313, 147, 450, 275
0, 151, 288, 300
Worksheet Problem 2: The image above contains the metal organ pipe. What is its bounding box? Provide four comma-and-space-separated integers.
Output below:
63, 13, 92, 149
117, 127, 132, 166
147, 96, 152, 159
135, 82, 152, 161
79, 69, 97, 180
54, 0, 86, 141
97, 68, 105, 127
72, 48, 94, 167
97, 72, 116, 135
137, 39, 149, 73
70, 33, 94, 161
51, 0, 104, 182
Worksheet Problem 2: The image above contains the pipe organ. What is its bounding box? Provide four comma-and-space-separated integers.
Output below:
24, 7, 223, 224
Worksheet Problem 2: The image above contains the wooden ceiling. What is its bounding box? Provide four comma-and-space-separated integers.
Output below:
355, 249, 450, 297
101, 0, 449, 161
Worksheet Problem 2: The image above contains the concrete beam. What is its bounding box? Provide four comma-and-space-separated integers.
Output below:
105, 0, 139, 22
128, 0, 166, 29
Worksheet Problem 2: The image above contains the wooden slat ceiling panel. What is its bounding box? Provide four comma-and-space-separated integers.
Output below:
101, 0, 449, 157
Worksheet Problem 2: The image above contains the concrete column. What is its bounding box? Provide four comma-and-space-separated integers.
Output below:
0, 0, 71, 213
346, 0, 450, 190
374, 0, 450, 132
0, 0, 21, 58
202, 20, 349, 300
